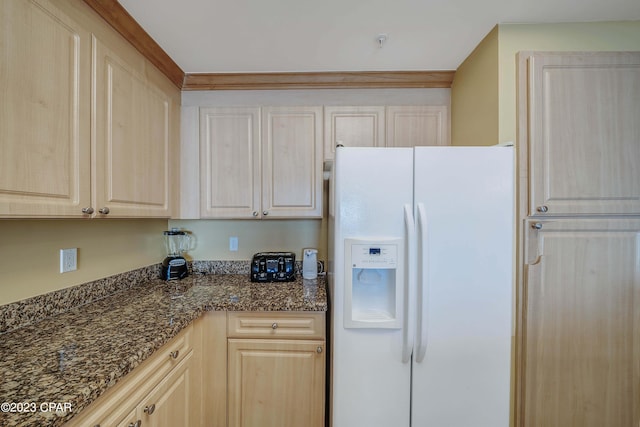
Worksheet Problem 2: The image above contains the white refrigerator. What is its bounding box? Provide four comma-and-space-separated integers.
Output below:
328, 146, 513, 427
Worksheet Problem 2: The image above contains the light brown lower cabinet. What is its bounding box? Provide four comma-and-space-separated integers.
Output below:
63, 311, 325, 427
94, 354, 193, 427
227, 312, 326, 427
64, 319, 202, 427
519, 219, 640, 427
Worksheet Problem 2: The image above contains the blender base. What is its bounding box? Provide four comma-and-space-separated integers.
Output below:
161, 256, 189, 280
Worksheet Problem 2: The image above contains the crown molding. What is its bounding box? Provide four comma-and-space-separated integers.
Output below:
183, 71, 455, 90
82, 0, 185, 89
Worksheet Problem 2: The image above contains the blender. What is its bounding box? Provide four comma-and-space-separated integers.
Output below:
161, 228, 190, 280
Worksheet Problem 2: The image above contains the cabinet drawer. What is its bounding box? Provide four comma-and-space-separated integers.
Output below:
227, 312, 325, 339
64, 324, 193, 426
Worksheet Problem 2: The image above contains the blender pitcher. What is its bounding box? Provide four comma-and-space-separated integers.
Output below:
161, 228, 190, 280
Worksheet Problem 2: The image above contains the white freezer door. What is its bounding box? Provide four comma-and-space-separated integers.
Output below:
411, 147, 513, 427
331, 147, 414, 427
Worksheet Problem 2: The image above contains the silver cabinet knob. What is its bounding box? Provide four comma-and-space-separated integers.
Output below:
144, 404, 155, 415
127, 422, 141, 427
531, 222, 543, 230
82, 207, 94, 214
252, 211, 259, 217
170, 350, 179, 359
536, 205, 549, 213
316, 346, 323, 353
263, 210, 269, 216
98, 207, 110, 214
271, 322, 278, 329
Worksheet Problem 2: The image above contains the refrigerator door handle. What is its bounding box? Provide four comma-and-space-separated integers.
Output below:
402, 203, 416, 363
415, 203, 429, 363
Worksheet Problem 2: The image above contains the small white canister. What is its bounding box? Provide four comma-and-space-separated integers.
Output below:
302, 248, 319, 279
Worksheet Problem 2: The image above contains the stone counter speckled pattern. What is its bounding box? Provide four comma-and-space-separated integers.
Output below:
0, 273, 327, 427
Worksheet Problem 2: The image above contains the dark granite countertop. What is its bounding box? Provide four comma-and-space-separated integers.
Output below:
0, 273, 327, 427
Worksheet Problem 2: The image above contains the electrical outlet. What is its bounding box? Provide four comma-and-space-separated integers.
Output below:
60, 248, 77, 273
229, 236, 238, 252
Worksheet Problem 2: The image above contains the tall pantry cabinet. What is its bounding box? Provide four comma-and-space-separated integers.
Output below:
516, 52, 640, 427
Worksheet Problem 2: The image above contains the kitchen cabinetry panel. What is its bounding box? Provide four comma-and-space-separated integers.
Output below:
202, 311, 228, 427
199, 107, 261, 218
523, 52, 640, 216
227, 338, 325, 427
323, 106, 385, 160
521, 219, 640, 427
386, 106, 449, 147
93, 35, 173, 218
0, 0, 91, 217
138, 352, 193, 427
262, 106, 323, 218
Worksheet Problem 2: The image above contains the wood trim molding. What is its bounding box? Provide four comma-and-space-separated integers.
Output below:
82, 0, 185, 89
183, 71, 455, 90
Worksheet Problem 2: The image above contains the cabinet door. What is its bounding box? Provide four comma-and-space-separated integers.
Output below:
199, 107, 261, 218
139, 351, 194, 427
520, 219, 640, 427
262, 107, 323, 218
0, 0, 91, 217
93, 36, 174, 218
386, 106, 449, 147
323, 106, 385, 160
228, 339, 325, 427
523, 52, 640, 216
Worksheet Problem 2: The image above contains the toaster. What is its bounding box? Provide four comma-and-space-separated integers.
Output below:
251, 252, 296, 282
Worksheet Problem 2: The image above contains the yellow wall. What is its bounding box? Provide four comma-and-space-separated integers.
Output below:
169, 219, 326, 263
451, 21, 640, 147
0, 216, 328, 306
498, 21, 640, 144
450, 26, 499, 146
0, 219, 167, 305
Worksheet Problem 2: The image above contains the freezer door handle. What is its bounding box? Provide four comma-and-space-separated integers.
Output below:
402, 203, 416, 363
415, 203, 429, 363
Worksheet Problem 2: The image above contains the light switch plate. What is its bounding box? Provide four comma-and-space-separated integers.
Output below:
60, 248, 77, 273
229, 236, 238, 252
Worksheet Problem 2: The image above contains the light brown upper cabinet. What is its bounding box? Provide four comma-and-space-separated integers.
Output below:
323, 106, 449, 160
520, 52, 640, 216
92, 35, 175, 218
323, 106, 385, 160
0, 0, 177, 218
199, 107, 261, 218
199, 106, 323, 219
0, 0, 91, 217
385, 106, 449, 147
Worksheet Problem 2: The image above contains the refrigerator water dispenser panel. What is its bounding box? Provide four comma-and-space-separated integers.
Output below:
344, 238, 403, 329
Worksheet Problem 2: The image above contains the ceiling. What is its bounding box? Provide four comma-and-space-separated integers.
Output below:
118, 0, 640, 74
